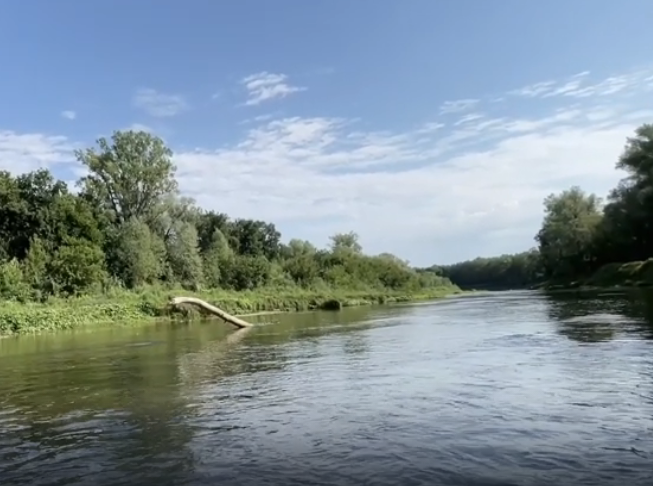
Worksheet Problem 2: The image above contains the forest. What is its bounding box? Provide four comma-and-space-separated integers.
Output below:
437, 123, 653, 290
0, 130, 452, 305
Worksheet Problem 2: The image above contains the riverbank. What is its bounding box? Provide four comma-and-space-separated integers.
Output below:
536, 258, 653, 292
0, 285, 461, 337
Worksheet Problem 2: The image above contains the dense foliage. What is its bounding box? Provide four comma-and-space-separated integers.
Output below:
434, 250, 541, 290
0, 130, 451, 303
438, 123, 653, 290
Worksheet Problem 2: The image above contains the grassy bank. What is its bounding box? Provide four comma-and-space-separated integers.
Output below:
538, 258, 653, 292
0, 285, 461, 337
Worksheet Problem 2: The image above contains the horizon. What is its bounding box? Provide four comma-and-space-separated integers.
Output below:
2, 1, 653, 266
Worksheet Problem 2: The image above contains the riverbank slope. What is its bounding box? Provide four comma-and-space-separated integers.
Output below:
537, 258, 653, 291
0, 285, 461, 337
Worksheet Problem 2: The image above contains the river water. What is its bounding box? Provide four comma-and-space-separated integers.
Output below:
1, 290, 652, 486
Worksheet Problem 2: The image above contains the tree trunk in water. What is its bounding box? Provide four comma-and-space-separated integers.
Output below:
169, 296, 253, 329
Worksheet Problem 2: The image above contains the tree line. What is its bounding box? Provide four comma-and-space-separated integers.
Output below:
436, 123, 653, 290
0, 130, 451, 302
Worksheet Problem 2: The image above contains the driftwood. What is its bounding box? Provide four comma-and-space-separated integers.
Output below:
169, 296, 253, 329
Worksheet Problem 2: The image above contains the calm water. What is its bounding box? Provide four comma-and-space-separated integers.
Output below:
1, 290, 653, 486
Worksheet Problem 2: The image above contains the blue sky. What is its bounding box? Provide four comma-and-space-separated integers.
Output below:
1, 1, 653, 265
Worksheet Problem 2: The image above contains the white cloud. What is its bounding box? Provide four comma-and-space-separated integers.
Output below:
0, 130, 75, 173
439, 99, 479, 114
454, 113, 485, 126
509, 67, 653, 100
2, 66, 653, 265
241, 72, 306, 106
509, 81, 556, 98
61, 110, 76, 120
133, 88, 189, 117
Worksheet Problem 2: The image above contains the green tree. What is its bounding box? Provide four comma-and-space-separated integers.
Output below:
330, 231, 362, 254
535, 187, 602, 278
202, 228, 234, 288
164, 222, 203, 289
438, 249, 541, 290
76, 130, 178, 226
283, 254, 319, 287
229, 218, 281, 259
0, 259, 29, 301
49, 239, 107, 295
227, 255, 272, 291
22, 237, 49, 294
599, 124, 653, 262
196, 211, 231, 254
111, 219, 166, 287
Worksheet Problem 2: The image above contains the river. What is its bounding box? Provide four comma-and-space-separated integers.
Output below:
1, 290, 652, 486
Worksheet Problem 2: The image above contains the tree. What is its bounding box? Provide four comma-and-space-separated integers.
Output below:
202, 229, 234, 288
49, 239, 107, 295
111, 219, 166, 288
0, 169, 103, 262
227, 255, 272, 291
283, 254, 319, 287
329, 231, 362, 254
196, 211, 231, 254
598, 124, 653, 263
152, 195, 200, 242
229, 218, 281, 260
437, 250, 541, 290
535, 186, 603, 278
164, 222, 203, 289
0, 259, 29, 301
76, 130, 178, 226
22, 237, 49, 293
617, 124, 653, 187
284, 239, 317, 258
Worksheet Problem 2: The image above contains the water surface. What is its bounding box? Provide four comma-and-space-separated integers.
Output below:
1, 290, 653, 485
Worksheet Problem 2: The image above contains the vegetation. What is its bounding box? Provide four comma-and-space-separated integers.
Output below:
0, 130, 457, 336
436, 123, 653, 291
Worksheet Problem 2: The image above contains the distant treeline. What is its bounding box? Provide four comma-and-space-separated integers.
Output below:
432, 124, 653, 290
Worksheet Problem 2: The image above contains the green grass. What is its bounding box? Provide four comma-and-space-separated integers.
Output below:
0, 285, 461, 337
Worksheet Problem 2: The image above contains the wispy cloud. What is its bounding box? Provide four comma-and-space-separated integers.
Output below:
509, 67, 652, 100
509, 81, 556, 98
238, 113, 278, 125
133, 88, 189, 117
454, 113, 484, 126
61, 110, 76, 120
241, 72, 306, 106
439, 99, 479, 114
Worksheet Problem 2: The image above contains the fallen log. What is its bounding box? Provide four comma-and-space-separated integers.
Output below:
169, 296, 253, 329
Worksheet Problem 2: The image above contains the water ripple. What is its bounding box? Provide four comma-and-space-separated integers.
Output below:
1, 291, 653, 485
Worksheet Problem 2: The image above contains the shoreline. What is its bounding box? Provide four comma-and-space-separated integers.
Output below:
0, 287, 462, 338
538, 283, 653, 293
504, 259, 653, 294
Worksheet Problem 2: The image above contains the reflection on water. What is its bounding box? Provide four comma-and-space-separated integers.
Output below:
1, 292, 653, 485
546, 289, 653, 342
